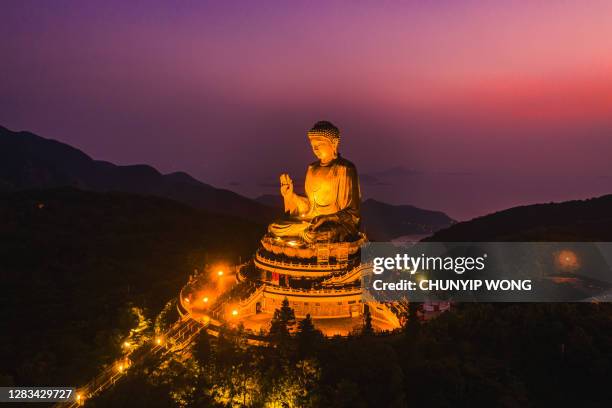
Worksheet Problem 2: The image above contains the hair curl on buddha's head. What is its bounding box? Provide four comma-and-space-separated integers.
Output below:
307, 121, 340, 143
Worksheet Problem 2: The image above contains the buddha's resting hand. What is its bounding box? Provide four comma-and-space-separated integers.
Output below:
309, 214, 340, 231
280, 173, 293, 198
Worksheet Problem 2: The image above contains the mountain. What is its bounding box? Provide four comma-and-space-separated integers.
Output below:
1, 125, 458, 234
254, 193, 283, 208
425, 194, 612, 242
0, 126, 277, 223
255, 195, 455, 241
2, 188, 610, 405
360, 198, 454, 240
0, 187, 264, 386
418, 195, 612, 302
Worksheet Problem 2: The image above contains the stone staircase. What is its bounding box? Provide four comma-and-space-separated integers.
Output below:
55, 314, 205, 407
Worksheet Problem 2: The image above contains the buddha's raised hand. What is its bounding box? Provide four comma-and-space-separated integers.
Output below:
279, 173, 293, 197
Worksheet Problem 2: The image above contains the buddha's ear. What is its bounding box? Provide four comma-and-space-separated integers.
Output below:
331, 138, 339, 152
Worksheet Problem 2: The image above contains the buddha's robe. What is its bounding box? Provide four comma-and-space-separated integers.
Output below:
268, 156, 361, 243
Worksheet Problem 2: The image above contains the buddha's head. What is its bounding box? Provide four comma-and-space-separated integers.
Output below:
307, 121, 339, 164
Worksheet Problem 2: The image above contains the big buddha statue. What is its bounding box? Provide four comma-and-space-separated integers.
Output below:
268, 121, 361, 244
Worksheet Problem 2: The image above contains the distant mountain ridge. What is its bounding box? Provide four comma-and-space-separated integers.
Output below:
425, 194, 612, 242
0, 126, 276, 223
360, 198, 455, 240
1, 125, 456, 238
422, 194, 612, 302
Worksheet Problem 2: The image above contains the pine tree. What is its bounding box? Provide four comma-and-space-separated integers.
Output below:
191, 330, 216, 406
279, 297, 296, 331
297, 314, 323, 357
192, 329, 212, 367
269, 297, 296, 343
405, 301, 421, 336
297, 313, 316, 334
362, 307, 374, 336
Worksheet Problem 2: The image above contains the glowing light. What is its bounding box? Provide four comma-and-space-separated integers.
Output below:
232, 309, 238, 316
556, 249, 580, 272
118, 364, 124, 372
217, 270, 224, 276
287, 240, 298, 247
123, 341, 130, 348
184, 297, 190, 303
203, 296, 209, 303
155, 337, 163, 345
76, 394, 81, 401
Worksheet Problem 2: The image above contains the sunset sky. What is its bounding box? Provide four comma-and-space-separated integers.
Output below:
2, 0, 612, 219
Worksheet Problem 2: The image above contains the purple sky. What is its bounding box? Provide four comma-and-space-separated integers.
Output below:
1, 1, 612, 219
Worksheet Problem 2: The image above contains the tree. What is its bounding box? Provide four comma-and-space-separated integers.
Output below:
297, 314, 323, 357
155, 299, 179, 333
279, 297, 297, 331
192, 330, 212, 367
269, 298, 296, 343
405, 301, 421, 336
362, 307, 374, 336
298, 313, 316, 333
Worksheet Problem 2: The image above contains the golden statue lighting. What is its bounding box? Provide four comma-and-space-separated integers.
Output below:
179, 120, 403, 333
268, 121, 361, 244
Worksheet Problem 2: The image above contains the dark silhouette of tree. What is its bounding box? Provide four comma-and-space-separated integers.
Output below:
269, 297, 296, 343
362, 307, 374, 336
191, 334, 217, 408
279, 297, 297, 331
297, 313, 315, 334
192, 330, 212, 367
405, 301, 421, 336
297, 314, 323, 357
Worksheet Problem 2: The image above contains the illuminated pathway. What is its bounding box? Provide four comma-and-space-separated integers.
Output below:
54, 313, 205, 407
58, 266, 263, 406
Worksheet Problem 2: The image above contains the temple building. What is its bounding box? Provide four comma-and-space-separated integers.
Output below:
233, 121, 401, 330
179, 121, 402, 334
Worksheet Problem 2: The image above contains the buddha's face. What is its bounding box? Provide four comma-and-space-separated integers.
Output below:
310, 137, 338, 163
